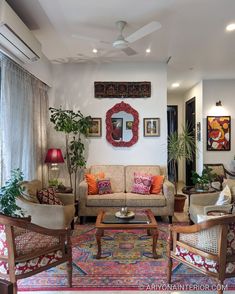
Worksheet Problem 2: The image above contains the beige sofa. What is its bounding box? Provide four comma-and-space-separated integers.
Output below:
17, 180, 75, 229
79, 165, 175, 223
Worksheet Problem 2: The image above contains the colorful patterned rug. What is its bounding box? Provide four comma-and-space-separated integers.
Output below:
18, 223, 235, 291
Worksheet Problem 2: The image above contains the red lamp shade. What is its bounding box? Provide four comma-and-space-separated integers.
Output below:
44, 148, 64, 164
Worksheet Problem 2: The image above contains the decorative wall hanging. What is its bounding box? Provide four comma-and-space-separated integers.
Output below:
106, 101, 139, 147
207, 116, 231, 151
94, 81, 151, 98
196, 122, 201, 141
87, 118, 102, 137
143, 118, 160, 137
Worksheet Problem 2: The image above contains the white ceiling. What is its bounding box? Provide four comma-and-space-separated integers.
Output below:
6, 0, 235, 93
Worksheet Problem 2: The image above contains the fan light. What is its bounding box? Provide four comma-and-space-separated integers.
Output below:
226, 23, 235, 32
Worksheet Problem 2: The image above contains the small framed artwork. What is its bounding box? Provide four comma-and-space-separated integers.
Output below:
207, 116, 231, 151
111, 118, 123, 141
88, 118, 102, 137
144, 118, 160, 137
126, 121, 133, 130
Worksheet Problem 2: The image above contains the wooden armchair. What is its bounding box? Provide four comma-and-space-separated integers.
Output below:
0, 214, 72, 294
167, 215, 235, 294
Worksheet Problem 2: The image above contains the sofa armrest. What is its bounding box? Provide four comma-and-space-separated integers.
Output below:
78, 180, 88, 201
190, 192, 220, 206
163, 180, 174, 202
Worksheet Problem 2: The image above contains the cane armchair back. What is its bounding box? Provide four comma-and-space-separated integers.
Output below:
167, 215, 235, 294
0, 214, 72, 294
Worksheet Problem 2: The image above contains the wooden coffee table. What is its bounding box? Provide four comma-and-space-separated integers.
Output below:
95, 209, 159, 259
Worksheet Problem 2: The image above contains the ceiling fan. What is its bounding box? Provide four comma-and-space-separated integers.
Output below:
72, 20, 161, 56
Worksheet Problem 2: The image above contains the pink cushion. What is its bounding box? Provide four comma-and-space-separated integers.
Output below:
37, 188, 64, 205
97, 179, 113, 195
131, 173, 153, 195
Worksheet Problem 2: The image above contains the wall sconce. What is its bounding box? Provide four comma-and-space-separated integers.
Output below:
45, 148, 64, 184
216, 100, 222, 107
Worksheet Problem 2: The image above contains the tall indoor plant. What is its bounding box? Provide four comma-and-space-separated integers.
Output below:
168, 124, 196, 197
49, 107, 92, 197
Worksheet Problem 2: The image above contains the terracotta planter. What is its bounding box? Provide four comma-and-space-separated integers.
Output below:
174, 194, 187, 212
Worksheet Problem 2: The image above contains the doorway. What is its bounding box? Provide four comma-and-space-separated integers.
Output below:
167, 105, 178, 182
185, 97, 196, 186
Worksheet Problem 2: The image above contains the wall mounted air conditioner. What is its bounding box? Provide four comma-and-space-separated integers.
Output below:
0, 0, 42, 63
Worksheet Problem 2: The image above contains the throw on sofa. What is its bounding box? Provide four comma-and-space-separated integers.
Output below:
79, 165, 174, 223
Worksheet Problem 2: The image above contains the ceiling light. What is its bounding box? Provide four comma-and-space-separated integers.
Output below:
92, 48, 98, 53
172, 83, 180, 88
226, 23, 235, 32
216, 100, 222, 107
146, 48, 151, 53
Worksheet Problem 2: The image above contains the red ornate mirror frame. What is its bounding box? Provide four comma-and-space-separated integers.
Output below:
106, 101, 139, 147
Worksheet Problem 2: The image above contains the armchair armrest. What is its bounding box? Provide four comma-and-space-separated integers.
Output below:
225, 168, 235, 177
203, 204, 232, 215
190, 192, 220, 206
56, 192, 75, 205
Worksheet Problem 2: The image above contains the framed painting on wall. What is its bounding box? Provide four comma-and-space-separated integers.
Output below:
207, 116, 231, 151
143, 118, 160, 137
87, 118, 102, 137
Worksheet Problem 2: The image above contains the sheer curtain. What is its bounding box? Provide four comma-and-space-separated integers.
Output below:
0, 54, 49, 186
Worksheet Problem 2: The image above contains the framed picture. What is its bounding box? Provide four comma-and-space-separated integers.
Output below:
88, 118, 102, 137
207, 116, 231, 151
144, 118, 160, 137
126, 121, 133, 130
111, 118, 123, 141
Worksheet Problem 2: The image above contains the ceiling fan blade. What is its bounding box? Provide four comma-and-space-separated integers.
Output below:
121, 47, 138, 56
72, 34, 110, 44
126, 21, 161, 44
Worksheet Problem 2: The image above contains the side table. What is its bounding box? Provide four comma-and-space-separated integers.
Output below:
182, 186, 216, 221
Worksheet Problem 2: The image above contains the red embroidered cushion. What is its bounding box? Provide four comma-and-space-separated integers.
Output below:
131, 173, 153, 195
37, 188, 64, 205
97, 179, 113, 195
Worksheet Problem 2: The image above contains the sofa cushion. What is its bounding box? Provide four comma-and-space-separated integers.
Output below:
125, 166, 161, 192
90, 165, 125, 193
131, 173, 152, 195
21, 180, 42, 203
85, 172, 105, 195
125, 193, 166, 207
97, 179, 113, 195
37, 188, 64, 205
151, 175, 165, 194
86, 193, 126, 207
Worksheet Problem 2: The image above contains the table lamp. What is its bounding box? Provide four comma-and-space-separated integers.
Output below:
45, 148, 64, 184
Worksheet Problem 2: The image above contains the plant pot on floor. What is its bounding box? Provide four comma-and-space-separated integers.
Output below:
174, 194, 187, 212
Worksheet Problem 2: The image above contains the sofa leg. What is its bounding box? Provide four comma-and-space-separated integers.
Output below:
168, 216, 173, 224
80, 216, 86, 224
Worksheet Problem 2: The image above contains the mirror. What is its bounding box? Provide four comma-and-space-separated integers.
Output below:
106, 102, 139, 147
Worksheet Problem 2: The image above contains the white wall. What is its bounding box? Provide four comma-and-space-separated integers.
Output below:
49, 62, 167, 172
167, 93, 184, 181
203, 80, 235, 170
184, 81, 203, 175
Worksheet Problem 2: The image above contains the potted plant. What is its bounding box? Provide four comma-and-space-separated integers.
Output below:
49, 107, 92, 198
0, 169, 24, 217
191, 168, 215, 192
168, 125, 196, 212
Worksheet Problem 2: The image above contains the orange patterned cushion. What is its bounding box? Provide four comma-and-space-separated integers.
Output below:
37, 188, 63, 205
85, 172, 105, 195
151, 175, 164, 194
